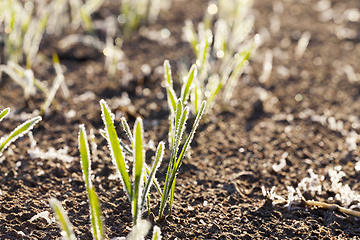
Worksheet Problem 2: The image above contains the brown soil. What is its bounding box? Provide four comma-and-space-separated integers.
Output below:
1, 0, 360, 239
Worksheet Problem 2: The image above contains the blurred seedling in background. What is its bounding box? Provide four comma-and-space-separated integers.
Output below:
50, 124, 162, 239
0, 107, 42, 158
118, 0, 171, 39
0, 0, 51, 100
182, 0, 259, 114
0, 0, 121, 107
0, 0, 72, 110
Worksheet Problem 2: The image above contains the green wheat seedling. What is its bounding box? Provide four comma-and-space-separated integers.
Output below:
158, 99, 206, 221
100, 99, 164, 226
162, 61, 206, 220
51, 124, 105, 240
182, 0, 259, 114
79, 124, 105, 240
51, 198, 160, 240
0, 107, 42, 157
100, 99, 204, 222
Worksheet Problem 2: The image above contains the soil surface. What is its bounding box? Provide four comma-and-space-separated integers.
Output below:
1, 0, 360, 239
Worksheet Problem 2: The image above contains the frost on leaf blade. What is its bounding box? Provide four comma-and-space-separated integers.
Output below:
100, 99, 132, 200
142, 141, 165, 209
0, 115, 42, 153
175, 101, 206, 169
132, 117, 145, 225
0, 108, 10, 122
78, 124, 92, 189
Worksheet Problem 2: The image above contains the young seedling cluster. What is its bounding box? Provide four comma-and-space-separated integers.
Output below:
50, 94, 204, 238
0, 1, 73, 110
51, 122, 162, 240
119, 0, 171, 39
182, 0, 259, 114
100, 98, 205, 222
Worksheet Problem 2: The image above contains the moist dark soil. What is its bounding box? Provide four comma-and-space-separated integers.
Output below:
1, 0, 360, 239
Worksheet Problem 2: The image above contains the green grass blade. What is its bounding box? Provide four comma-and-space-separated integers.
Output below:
100, 99, 132, 199
223, 45, 252, 104
52, 52, 70, 99
99, 129, 133, 156
0, 108, 10, 122
81, 0, 104, 16
172, 106, 189, 162
145, 166, 162, 195
167, 87, 177, 115
79, 0, 104, 33
0, 115, 42, 153
163, 60, 173, 87
163, 60, 177, 114
141, 141, 164, 209
183, 19, 198, 55
197, 29, 212, 78
152, 226, 162, 240
120, 117, 133, 146
88, 187, 104, 240
41, 53, 66, 114
175, 101, 206, 171
168, 100, 183, 173
172, 100, 184, 149
80, 9, 94, 33
193, 85, 199, 115
132, 117, 144, 225
181, 64, 196, 105
168, 176, 176, 217
50, 198, 76, 240
79, 124, 91, 189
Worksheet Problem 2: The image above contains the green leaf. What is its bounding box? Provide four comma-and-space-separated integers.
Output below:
175, 101, 206, 170
141, 141, 164, 209
181, 64, 197, 105
132, 117, 144, 225
50, 198, 76, 240
0, 115, 42, 153
163, 60, 177, 115
168, 176, 176, 217
163, 60, 173, 87
172, 105, 189, 164
0, 108, 10, 122
161, 101, 205, 220
120, 117, 133, 147
99, 128, 133, 156
100, 99, 132, 199
88, 187, 104, 240
169, 100, 184, 168
79, 124, 91, 189
183, 19, 199, 55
